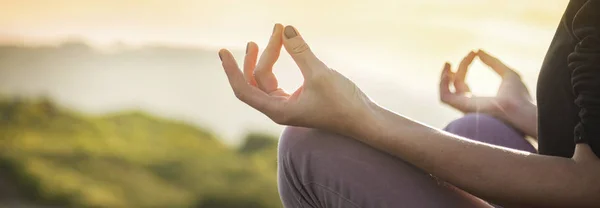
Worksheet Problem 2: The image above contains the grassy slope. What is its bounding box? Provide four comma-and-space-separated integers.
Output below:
0, 97, 280, 208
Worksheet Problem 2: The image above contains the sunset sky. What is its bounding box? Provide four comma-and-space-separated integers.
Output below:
0, 0, 571, 142
1, 0, 566, 46
0, 0, 568, 76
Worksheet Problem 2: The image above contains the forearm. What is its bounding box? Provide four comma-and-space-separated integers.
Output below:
349, 103, 599, 207
501, 100, 538, 139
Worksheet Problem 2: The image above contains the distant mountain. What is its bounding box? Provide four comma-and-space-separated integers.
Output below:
0, 41, 463, 145
0, 41, 283, 145
0, 97, 281, 207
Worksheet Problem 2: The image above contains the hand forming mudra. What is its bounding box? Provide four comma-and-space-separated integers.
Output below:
216, 5, 600, 206
217, 23, 600, 208
218, 24, 373, 136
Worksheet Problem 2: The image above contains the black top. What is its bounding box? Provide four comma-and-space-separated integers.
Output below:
537, 0, 600, 158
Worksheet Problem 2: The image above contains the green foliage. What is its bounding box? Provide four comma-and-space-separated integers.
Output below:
239, 133, 278, 155
0, 97, 281, 208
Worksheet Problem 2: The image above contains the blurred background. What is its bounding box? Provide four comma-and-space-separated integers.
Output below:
0, 0, 567, 207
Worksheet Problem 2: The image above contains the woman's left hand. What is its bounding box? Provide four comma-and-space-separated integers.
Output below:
440, 50, 533, 117
439, 50, 538, 138
219, 24, 373, 135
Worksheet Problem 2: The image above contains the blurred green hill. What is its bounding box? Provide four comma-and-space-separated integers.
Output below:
0, 96, 281, 208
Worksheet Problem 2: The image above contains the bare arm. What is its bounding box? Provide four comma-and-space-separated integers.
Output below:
440, 50, 538, 139
351, 104, 599, 207
219, 24, 600, 208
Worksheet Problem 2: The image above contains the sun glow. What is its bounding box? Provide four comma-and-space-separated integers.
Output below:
0, 0, 568, 139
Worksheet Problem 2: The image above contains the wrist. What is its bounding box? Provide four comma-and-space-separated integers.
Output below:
345, 100, 383, 140
346, 101, 408, 142
499, 99, 538, 138
491, 98, 525, 120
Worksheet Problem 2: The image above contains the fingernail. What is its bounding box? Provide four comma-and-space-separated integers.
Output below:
218, 52, 223, 61
272, 24, 277, 34
245, 43, 249, 54
284, 26, 297, 39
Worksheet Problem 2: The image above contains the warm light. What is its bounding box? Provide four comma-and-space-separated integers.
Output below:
0, 0, 567, 139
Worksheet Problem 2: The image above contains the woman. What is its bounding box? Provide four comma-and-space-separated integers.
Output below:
218, 1, 599, 207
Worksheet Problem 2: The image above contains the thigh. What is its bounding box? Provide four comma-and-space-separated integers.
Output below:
278, 127, 493, 208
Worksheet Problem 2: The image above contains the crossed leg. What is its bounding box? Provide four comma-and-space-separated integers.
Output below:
277, 113, 536, 208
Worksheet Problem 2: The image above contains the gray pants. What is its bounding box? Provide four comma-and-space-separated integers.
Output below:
277, 113, 537, 208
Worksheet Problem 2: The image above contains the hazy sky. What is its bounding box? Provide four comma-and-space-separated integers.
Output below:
1, 0, 569, 91
1, 0, 566, 46
0, 0, 571, 142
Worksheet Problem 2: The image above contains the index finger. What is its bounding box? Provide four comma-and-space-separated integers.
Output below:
454, 51, 476, 93
219, 49, 280, 115
439, 62, 453, 96
454, 51, 477, 83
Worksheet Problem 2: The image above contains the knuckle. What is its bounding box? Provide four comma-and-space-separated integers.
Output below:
440, 94, 449, 103
271, 110, 291, 125
309, 69, 332, 84
253, 65, 268, 75
252, 69, 265, 77
310, 73, 328, 86
292, 43, 310, 54
253, 67, 274, 79
234, 90, 245, 101
272, 115, 286, 125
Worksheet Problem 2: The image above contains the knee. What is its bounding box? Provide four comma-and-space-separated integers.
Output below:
278, 127, 323, 172
278, 126, 316, 158
444, 113, 525, 146
443, 113, 536, 153
277, 127, 472, 208
277, 126, 346, 206
278, 126, 341, 162
444, 113, 522, 139
279, 126, 307, 149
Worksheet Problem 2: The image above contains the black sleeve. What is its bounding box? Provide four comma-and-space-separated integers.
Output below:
568, 0, 600, 144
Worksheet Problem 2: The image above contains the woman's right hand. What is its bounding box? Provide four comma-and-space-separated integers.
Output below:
219, 24, 374, 136
440, 50, 538, 137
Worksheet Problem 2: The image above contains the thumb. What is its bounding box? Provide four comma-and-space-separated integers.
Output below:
282, 25, 325, 78
477, 49, 510, 76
